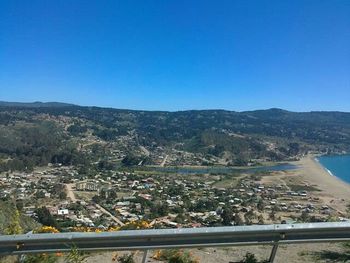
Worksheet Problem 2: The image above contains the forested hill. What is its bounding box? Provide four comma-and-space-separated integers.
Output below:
0, 102, 350, 171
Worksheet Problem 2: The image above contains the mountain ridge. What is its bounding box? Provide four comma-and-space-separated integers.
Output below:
0, 101, 349, 172
1, 101, 349, 114
0, 101, 76, 108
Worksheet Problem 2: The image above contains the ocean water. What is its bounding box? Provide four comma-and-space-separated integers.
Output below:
317, 154, 350, 184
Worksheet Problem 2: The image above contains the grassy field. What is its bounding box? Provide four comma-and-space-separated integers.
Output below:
288, 184, 321, 192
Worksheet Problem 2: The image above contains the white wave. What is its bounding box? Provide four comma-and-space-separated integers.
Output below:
325, 168, 334, 176
315, 158, 335, 176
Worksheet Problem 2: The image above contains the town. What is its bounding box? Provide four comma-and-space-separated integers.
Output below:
0, 162, 344, 232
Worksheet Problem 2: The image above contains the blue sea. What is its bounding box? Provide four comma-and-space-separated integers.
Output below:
317, 154, 350, 184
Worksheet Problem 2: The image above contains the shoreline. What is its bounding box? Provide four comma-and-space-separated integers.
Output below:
293, 155, 350, 212
314, 156, 335, 177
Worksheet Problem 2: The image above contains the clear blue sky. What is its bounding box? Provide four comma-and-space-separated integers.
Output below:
1, 0, 349, 111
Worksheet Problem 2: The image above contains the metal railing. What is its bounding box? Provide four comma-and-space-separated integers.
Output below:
1, 222, 350, 262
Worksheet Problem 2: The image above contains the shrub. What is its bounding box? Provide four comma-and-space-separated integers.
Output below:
240, 252, 269, 263
117, 253, 135, 263
64, 246, 88, 263
153, 249, 199, 263
23, 254, 58, 263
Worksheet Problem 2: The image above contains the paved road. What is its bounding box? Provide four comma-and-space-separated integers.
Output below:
95, 203, 125, 226
138, 146, 150, 165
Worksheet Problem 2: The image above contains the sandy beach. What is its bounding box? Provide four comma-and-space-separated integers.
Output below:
294, 155, 350, 213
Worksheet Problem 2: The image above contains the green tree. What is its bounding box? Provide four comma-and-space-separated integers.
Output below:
221, 206, 233, 226
257, 200, 264, 211
59, 191, 67, 200
150, 202, 169, 218
300, 211, 310, 222
16, 200, 24, 211
35, 206, 58, 228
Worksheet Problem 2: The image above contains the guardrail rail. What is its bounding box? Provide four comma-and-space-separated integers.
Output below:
1, 222, 350, 262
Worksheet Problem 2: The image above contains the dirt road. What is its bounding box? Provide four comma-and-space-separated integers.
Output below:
65, 183, 77, 203
160, 155, 168, 167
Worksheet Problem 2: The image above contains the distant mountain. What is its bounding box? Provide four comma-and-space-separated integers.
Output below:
0, 101, 76, 108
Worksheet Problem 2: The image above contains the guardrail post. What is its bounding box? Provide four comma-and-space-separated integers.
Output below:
141, 250, 148, 263
268, 243, 279, 263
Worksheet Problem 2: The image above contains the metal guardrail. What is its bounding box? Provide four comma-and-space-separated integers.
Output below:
1, 222, 350, 262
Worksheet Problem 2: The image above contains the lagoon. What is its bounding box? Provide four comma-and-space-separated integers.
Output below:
153, 163, 297, 175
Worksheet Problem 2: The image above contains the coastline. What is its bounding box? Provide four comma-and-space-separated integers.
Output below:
294, 155, 350, 212
314, 156, 335, 177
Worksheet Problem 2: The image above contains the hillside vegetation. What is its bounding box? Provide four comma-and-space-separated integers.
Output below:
0, 103, 349, 171
0, 201, 39, 234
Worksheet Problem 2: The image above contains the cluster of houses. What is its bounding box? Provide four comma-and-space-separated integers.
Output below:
0, 167, 72, 200
1, 165, 344, 231
56, 171, 341, 229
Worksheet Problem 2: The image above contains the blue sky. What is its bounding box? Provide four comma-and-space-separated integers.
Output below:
0, 0, 349, 111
